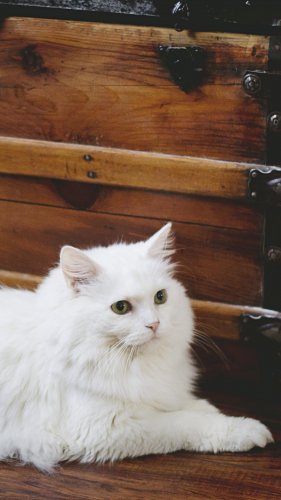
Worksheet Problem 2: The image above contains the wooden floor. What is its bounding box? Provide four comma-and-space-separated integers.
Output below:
0, 378, 280, 500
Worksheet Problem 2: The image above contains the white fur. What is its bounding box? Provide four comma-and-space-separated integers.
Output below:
0, 223, 273, 471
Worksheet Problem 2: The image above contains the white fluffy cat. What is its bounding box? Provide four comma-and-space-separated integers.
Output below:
0, 223, 273, 471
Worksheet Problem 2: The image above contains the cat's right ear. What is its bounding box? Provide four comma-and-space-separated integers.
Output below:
145, 222, 175, 259
60, 246, 99, 291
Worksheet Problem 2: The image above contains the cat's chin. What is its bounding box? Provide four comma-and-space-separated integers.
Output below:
126, 333, 161, 348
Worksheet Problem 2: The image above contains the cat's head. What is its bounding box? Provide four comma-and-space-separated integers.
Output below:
60, 223, 193, 349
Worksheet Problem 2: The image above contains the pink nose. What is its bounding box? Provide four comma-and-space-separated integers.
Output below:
146, 321, 160, 334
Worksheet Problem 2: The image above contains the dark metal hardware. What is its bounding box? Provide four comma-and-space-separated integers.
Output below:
264, 37, 281, 311
266, 246, 281, 264
240, 314, 281, 393
248, 167, 281, 206
242, 72, 262, 96
268, 112, 281, 133
159, 45, 207, 92
87, 171, 97, 179
2, 1, 281, 33
83, 154, 93, 162
240, 314, 281, 346
166, 0, 281, 32
171, 1, 191, 30
242, 70, 281, 97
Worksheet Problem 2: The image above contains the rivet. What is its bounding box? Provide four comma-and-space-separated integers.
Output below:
87, 171, 97, 179
242, 73, 262, 96
268, 112, 281, 133
250, 170, 258, 178
266, 247, 281, 263
251, 191, 257, 199
84, 154, 93, 162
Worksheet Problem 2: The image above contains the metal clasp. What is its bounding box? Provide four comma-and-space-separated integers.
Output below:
248, 167, 281, 206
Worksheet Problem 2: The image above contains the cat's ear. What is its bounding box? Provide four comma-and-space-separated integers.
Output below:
145, 222, 175, 259
60, 246, 99, 291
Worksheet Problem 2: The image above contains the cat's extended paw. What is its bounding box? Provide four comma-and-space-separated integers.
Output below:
223, 417, 274, 452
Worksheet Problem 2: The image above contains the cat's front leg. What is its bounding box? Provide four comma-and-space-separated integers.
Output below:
179, 398, 273, 452
182, 412, 273, 453
100, 405, 273, 462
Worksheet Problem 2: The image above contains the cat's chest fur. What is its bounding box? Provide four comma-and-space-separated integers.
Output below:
0, 223, 273, 470
62, 335, 193, 412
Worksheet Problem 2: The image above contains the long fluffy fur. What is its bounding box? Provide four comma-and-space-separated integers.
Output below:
0, 224, 273, 471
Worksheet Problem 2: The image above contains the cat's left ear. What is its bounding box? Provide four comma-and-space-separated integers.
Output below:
60, 246, 99, 291
145, 222, 175, 259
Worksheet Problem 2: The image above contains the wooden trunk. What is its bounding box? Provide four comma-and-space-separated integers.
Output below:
0, 2, 280, 386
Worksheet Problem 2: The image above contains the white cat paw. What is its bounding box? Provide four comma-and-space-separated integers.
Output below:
223, 417, 274, 452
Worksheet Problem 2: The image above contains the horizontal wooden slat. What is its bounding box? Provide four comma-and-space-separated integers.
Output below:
192, 300, 281, 341
0, 173, 264, 232
0, 269, 278, 341
0, 18, 268, 162
0, 269, 41, 289
0, 136, 259, 200
0, 200, 263, 305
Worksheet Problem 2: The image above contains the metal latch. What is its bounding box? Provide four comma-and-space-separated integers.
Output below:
240, 314, 281, 393
248, 167, 281, 206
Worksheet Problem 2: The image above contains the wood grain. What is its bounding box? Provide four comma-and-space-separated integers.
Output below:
0, 173, 264, 232
0, 200, 263, 304
0, 182, 264, 309
0, 136, 259, 199
0, 269, 41, 290
0, 18, 268, 162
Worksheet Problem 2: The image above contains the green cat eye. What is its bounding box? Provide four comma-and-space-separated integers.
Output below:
111, 300, 132, 315
154, 289, 167, 305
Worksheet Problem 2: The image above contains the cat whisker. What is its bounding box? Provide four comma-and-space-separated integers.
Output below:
192, 329, 230, 370
102, 341, 127, 376
102, 338, 139, 378
95, 338, 126, 375
189, 344, 206, 372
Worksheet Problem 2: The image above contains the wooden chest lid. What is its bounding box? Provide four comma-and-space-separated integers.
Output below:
0, 0, 281, 33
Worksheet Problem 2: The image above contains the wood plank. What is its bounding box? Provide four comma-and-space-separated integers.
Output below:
0, 18, 268, 162
0, 434, 279, 499
0, 444, 280, 500
0, 201, 263, 304
0, 269, 41, 290
0, 174, 264, 233
0, 136, 261, 200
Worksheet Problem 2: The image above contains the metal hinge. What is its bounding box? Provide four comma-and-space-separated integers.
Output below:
240, 314, 281, 393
